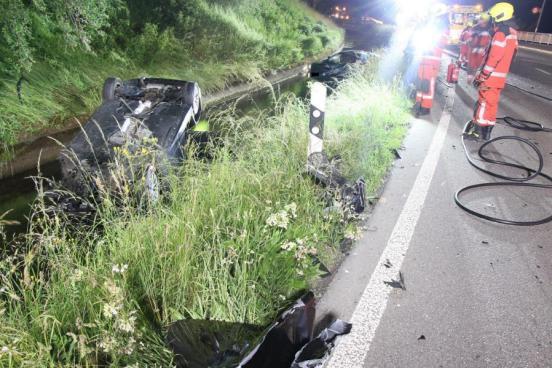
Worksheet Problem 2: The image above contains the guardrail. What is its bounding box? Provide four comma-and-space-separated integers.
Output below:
518, 31, 552, 45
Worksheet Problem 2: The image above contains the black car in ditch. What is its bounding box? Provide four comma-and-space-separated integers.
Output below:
310, 49, 370, 83
59, 77, 202, 202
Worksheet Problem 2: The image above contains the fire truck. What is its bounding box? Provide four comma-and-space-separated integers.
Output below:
448, 4, 484, 45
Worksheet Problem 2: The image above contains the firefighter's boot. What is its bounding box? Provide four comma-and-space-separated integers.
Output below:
463, 121, 484, 141
481, 125, 494, 141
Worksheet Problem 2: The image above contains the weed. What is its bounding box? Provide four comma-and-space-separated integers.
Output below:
0, 0, 343, 153
0, 62, 409, 366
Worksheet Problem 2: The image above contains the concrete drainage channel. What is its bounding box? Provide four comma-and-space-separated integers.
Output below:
0, 67, 311, 240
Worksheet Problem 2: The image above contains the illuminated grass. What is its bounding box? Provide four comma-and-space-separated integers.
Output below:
0, 62, 409, 366
0, 0, 343, 154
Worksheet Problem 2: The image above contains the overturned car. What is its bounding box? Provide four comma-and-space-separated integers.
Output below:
310, 49, 370, 84
59, 77, 202, 202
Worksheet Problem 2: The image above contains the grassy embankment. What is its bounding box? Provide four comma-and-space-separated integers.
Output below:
0, 57, 410, 366
0, 0, 342, 154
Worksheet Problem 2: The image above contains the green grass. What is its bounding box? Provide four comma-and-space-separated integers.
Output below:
0, 0, 343, 155
0, 61, 410, 367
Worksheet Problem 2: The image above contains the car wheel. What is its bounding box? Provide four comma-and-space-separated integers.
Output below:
102, 77, 123, 102
184, 82, 202, 122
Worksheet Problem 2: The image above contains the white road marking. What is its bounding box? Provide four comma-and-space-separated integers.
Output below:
325, 89, 455, 368
536, 68, 552, 76
518, 45, 552, 56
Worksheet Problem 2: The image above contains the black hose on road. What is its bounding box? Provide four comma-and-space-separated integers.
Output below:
455, 117, 552, 226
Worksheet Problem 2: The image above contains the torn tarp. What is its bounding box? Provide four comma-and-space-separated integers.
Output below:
166, 320, 264, 368
166, 292, 352, 368
238, 292, 316, 368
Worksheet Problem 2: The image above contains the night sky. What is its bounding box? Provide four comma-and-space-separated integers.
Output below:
318, 0, 552, 32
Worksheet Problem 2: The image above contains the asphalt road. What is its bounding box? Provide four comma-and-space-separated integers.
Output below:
319, 47, 552, 367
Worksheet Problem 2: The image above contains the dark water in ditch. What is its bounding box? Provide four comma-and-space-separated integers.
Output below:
0, 77, 309, 240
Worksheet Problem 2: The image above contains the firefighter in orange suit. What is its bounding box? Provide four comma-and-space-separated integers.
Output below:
459, 21, 474, 68
467, 14, 492, 79
464, 2, 518, 141
415, 32, 448, 116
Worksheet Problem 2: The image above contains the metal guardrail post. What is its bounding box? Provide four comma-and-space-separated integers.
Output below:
308, 82, 327, 157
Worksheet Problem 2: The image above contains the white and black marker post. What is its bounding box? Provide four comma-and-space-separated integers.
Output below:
308, 82, 327, 157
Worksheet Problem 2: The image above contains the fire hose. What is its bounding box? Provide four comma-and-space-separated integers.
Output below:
455, 117, 552, 226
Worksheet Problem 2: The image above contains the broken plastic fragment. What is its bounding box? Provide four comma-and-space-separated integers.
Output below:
384, 271, 406, 290
238, 292, 316, 368
291, 319, 352, 368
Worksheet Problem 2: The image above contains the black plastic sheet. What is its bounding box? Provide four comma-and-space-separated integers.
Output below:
167, 292, 352, 368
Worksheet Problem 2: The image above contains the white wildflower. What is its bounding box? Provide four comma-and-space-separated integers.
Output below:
116, 314, 137, 333
120, 336, 135, 355
228, 247, 238, 258
112, 264, 129, 274
281, 241, 296, 251
284, 203, 298, 219
104, 280, 122, 297
102, 302, 120, 319
0, 346, 9, 354
266, 210, 290, 229
70, 269, 84, 284
344, 226, 363, 241
99, 335, 116, 353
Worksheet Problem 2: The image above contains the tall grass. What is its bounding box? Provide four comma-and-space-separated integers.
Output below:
0, 0, 343, 154
0, 62, 409, 367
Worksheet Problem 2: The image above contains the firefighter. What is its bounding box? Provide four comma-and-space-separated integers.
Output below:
464, 2, 518, 141
459, 20, 475, 68
414, 20, 448, 116
467, 13, 492, 80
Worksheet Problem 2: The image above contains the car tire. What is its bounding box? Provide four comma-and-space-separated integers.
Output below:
102, 77, 123, 102
184, 82, 202, 122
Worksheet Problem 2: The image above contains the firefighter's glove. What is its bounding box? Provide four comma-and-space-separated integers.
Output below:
473, 70, 490, 88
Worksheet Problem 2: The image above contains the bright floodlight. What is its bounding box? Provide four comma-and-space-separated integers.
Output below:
412, 25, 441, 55
395, 0, 444, 24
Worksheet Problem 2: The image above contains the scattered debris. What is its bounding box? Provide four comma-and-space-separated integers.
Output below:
383, 259, 392, 269
307, 152, 366, 215
417, 335, 426, 341
366, 226, 378, 232
490, 262, 494, 270
392, 148, 402, 160
481, 241, 489, 245
384, 271, 406, 290
367, 197, 378, 205
291, 319, 352, 368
